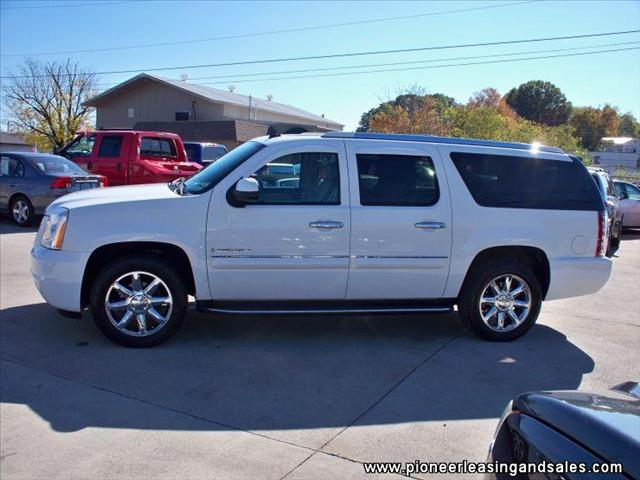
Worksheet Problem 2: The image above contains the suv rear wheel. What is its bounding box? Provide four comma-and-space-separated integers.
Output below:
90, 255, 187, 347
459, 258, 542, 341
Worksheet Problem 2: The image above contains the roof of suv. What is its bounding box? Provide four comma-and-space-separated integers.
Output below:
255, 131, 565, 154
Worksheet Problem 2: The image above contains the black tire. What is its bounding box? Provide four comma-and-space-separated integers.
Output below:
90, 255, 187, 347
612, 218, 622, 250
458, 258, 542, 341
10, 195, 34, 226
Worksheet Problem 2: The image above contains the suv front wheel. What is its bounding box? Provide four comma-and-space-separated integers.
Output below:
90, 255, 187, 347
459, 258, 542, 341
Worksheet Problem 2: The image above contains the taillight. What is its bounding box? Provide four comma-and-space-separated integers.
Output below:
99, 176, 109, 187
50, 176, 72, 189
595, 211, 607, 257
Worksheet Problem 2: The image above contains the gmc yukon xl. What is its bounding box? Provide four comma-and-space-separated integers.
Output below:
31, 132, 612, 347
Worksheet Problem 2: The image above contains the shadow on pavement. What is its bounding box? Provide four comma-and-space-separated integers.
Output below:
0, 216, 39, 235
621, 228, 640, 241
0, 302, 594, 434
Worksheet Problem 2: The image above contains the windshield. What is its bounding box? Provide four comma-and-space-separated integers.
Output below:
30, 154, 87, 174
202, 145, 227, 162
183, 141, 265, 194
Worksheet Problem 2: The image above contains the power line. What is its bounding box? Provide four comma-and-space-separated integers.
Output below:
75, 40, 640, 88
0, 1, 135, 10
183, 41, 640, 82
0, 1, 539, 57
199, 47, 640, 85
1, 42, 638, 91
2, 29, 638, 79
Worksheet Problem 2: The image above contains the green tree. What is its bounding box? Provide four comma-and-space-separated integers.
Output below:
504, 80, 572, 126
570, 105, 620, 150
3, 58, 97, 151
618, 112, 640, 137
357, 89, 456, 132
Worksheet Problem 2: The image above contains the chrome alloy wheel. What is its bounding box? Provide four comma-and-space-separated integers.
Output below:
12, 199, 30, 224
478, 274, 532, 333
105, 271, 173, 337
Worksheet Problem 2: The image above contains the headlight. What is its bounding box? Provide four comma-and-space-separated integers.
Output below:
41, 208, 68, 250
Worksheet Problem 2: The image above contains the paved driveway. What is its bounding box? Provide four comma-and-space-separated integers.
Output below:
1, 219, 639, 479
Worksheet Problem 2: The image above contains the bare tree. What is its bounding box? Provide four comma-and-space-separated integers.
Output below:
4, 59, 97, 151
467, 87, 502, 108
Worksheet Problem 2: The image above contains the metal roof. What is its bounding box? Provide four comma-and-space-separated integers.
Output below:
85, 73, 343, 128
322, 132, 565, 153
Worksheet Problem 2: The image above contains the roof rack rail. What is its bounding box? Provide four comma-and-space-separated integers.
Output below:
321, 131, 564, 154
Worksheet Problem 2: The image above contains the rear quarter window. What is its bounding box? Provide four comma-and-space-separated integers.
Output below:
450, 152, 603, 211
140, 137, 177, 157
357, 153, 439, 206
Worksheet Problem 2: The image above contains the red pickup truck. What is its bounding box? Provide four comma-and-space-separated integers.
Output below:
60, 131, 201, 186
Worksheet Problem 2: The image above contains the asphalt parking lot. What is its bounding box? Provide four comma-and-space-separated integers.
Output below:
1, 218, 639, 480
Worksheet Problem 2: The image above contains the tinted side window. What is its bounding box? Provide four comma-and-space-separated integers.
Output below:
184, 144, 199, 162
619, 182, 640, 200
450, 152, 603, 211
0, 156, 24, 177
202, 145, 227, 161
98, 136, 123, 158
356, 154, 439, 206
627, 183, 640, 200
140, 137, 177, 157
252, 152, 340, 205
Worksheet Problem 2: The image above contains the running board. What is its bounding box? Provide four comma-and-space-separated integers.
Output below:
196, 300, 455, 315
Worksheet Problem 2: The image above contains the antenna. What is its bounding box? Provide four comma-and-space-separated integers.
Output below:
180, 73, 188, 82
228, 85, 236, 93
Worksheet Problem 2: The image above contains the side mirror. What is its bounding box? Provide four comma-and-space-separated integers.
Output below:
232, 177, 259, 205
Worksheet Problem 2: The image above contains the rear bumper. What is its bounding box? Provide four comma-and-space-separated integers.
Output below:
31, 244, 88, 312
545, 256, 612, 301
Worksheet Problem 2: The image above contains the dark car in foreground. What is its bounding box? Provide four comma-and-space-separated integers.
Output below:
0, 152, 107, 226
486, 383, 640, 479
183, 142, 228, 166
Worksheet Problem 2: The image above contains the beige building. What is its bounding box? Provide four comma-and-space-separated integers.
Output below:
590, 137, 640, 172
83, 73, 342, 147
0, 132, 35, 153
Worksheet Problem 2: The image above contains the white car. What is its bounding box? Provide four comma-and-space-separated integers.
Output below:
31, 132, 612, 347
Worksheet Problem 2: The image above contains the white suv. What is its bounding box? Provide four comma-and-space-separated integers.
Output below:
31, 132, 612, 347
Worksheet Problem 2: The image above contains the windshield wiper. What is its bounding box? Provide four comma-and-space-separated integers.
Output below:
169, 177, 187, 195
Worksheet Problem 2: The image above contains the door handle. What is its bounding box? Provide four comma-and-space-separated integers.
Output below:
415, 221, 446, 230
309, 221, 344, 230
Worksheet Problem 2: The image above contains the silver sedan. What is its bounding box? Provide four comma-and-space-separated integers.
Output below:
614, 180, 640, 228
0, 152, 106, 226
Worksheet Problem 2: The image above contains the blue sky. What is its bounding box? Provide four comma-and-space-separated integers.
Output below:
1, 0, 639, 130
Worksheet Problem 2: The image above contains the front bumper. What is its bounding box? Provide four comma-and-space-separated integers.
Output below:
31, 244, 89, 312
545, 256, 612, 301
